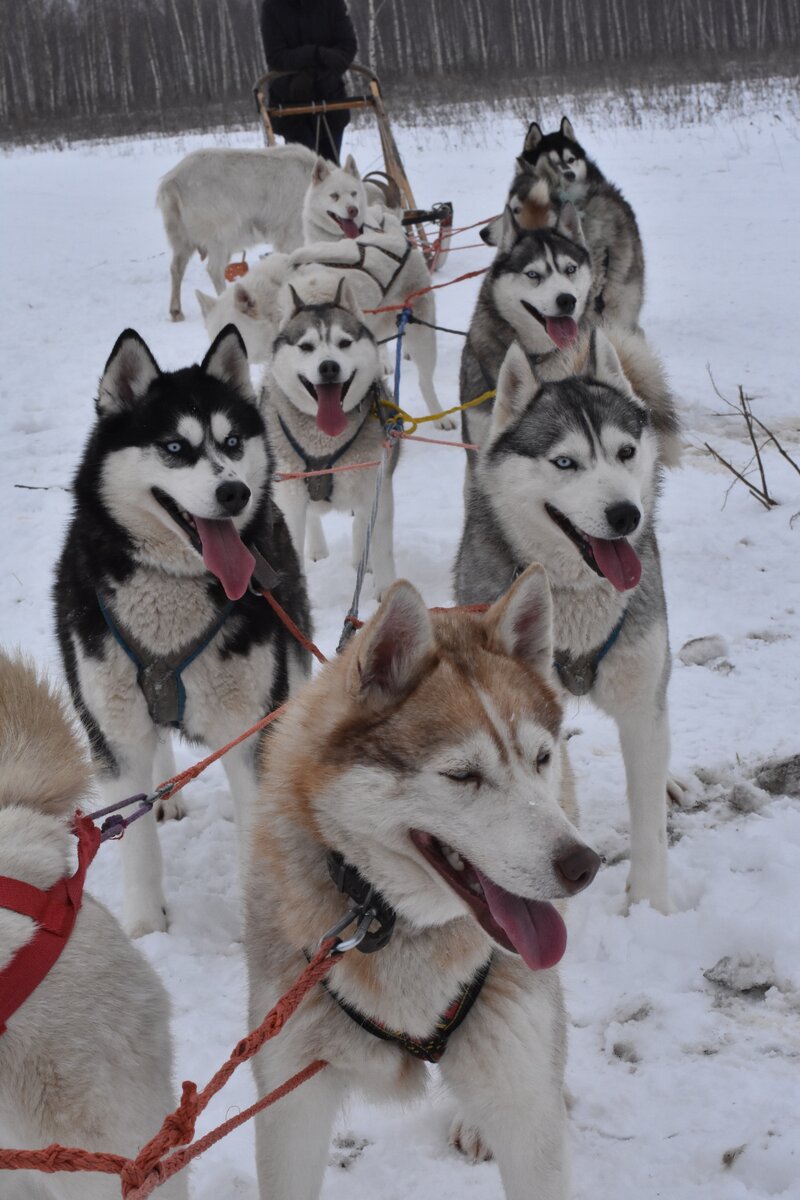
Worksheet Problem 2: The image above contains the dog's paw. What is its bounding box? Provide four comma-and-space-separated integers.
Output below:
667, 771, 690, 806
124, 901, 168, 939
449, 1118, 493, 1164
624, 876, 672, 916
433, 413, 457, 431
156, 793, 186, 823
169, 311, 185, 323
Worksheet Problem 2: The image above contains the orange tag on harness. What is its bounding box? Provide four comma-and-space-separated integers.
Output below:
224, 260, 249, 283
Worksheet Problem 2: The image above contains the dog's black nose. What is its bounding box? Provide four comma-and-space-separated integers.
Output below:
318, 359, 341, 383
563, 170, 576, 182
216, 480, 250, 516
555, 844, 601, 895
605, 502, 641, 537
556, 293, 576, 314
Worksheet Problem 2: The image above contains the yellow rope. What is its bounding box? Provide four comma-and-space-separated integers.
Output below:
375, 388, 496, 435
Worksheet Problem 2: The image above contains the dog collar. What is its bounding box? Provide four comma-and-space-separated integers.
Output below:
320, 851, 492, 1062
0, 814, 100, 1037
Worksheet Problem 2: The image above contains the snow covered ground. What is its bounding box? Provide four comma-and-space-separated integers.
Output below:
1, 85, 799, 1198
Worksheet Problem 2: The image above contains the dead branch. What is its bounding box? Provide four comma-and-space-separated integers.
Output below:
702, 442, 776, 510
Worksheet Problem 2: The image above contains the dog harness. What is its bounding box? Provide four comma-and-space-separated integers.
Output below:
553, 612, 627, 696
277, 384, 389, 503
317, 851, 493, 1063
97, 592, 235, 727
318, 236, 413, 303
0, 814, 100, 1037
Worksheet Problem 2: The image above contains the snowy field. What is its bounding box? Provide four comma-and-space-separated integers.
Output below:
1, 86, 800, 1198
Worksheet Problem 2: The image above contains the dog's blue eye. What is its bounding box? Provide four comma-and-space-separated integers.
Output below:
164, 441, 183, 455
552, 456, 575, 470
618, 445, 636, 462
564, 264, 577, 276
225, 435, 240, 449
526, 271, 540, 282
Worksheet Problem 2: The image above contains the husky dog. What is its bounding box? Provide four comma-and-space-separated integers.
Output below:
295, 156, 451, 428
0, 653, 187, 1199
456, 331, 681, 913
54, 327, 310, 938
246, 568, 600, 1200
197, 253, 291, 366
157, 143, 320, 321
462, 205, 593, 454
264, 281, 399, 595
521, 116, 645, 329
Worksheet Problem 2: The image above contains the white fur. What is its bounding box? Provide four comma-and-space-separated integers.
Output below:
156, 144, 317, 320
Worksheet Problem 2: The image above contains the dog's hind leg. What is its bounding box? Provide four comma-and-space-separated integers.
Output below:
404, 314, 455, 431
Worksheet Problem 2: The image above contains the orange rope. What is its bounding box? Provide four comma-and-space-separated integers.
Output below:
401, 432, 478, 451
363, 265, 488, 316
157, 703, 288, 802
0, 941, 341, 1196
275, 460, 381, 483
260, 589, 328, 665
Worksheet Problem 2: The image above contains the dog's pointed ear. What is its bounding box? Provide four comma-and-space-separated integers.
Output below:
286, 284, 306, 317
202, 325, 255, 400
342, 153, 360, 179
195, 290, 217, 319
515, 155, 536, 176
311, 156, 330, 185
234, 282, 259, 318
332, 276, 363, 320
587, 330, 636, 401
497, 205, 521, 253
484, 563, 553, 679
349, 581, 435, 708
479, 216, 500, 247
490, 342, 536, 438
97, 330, 160, 415
556, 200, 584, 245
524, 121, 543, 155
560, 116, 576, 142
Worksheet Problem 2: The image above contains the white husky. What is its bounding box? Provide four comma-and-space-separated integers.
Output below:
0, 653, 186, 1200
245, 568, 601, 1200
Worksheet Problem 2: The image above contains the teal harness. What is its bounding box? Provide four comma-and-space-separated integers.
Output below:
96, 592, 234, 727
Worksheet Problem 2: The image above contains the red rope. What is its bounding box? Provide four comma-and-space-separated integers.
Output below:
260, 589, 328, 665
363, 265, 488, 316
0, 942, 341, 1196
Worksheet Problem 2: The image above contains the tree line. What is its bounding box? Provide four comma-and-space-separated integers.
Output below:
2, 0, 798, 135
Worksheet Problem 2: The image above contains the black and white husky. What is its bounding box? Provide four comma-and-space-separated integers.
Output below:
455, 331, 681, 913
462, 205, 593, 454
521, 116, 645, 329
264, 281, 400, 598
55, 326, 311, 937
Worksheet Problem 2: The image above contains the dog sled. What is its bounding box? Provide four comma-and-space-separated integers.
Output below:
253, 64, 453, 272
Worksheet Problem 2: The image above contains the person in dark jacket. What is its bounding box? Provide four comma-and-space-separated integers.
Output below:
260, 0, 357, 164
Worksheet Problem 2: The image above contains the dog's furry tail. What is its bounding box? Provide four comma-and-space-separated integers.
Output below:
0, 651, 91, 816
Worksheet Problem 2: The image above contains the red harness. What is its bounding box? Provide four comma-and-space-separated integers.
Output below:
0, 814, 100, 1036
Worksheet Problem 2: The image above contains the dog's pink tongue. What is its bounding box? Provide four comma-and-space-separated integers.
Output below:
193, 517, 255, 600
545, 316, 579, 348
338, 216, 361, 239
315, 383, 348, 437
587, 536, 641, 592
474, 869, 568, 970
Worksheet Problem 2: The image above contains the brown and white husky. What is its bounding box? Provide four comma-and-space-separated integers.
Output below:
245, 566, 601, 1200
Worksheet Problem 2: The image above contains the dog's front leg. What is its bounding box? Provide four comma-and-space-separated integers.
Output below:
253, 1044, 344, 1200
616, 699, 671, 913
104, 731, 168, 938
441, 976, 570, 1200
274, 483, 309, 565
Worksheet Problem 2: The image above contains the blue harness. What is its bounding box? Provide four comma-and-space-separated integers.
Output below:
96, 591, 234, 727
553, 612, 627, 697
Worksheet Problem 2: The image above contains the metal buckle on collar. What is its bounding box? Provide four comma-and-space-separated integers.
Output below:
321, 851, 396, 954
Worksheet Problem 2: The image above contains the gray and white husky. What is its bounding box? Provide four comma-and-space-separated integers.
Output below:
462, 205, 593, 454
455, 330, 681, 913
522, 116, 645, 329
264, 281, 400, 597
55, 326, 311, 937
